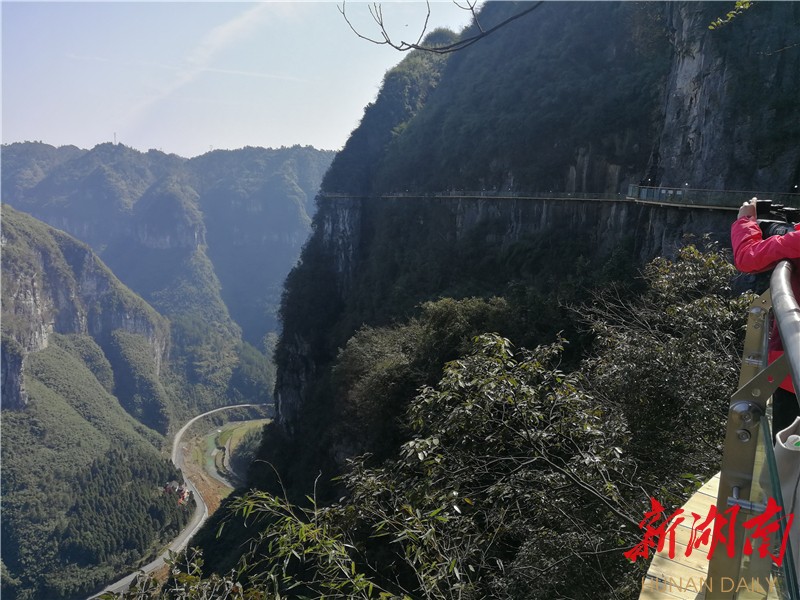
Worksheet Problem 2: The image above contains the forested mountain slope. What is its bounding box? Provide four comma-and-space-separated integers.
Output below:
189, 1, 799, 596
0, 143, 333, 597
351, 1, 799, 195
374, 1, 670, 194
265, 0, 800, 492
2, 142, 334, 351
1, 206, 191, 600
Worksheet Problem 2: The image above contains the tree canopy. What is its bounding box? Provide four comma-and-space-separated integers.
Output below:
106, 244, 750, 599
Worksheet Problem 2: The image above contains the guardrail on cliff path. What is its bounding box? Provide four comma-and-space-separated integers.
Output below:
704, 261, 799, 599
320, 186, 800, 212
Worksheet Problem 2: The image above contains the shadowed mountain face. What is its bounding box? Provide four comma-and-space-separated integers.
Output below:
260, 0, 800, 507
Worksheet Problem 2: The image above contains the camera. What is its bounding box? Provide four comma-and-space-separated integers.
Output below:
755, 198, 800, 238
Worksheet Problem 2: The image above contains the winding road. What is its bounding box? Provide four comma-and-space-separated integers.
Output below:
88, 404, 259, 599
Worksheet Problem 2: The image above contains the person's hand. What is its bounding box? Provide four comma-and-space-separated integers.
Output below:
738, 199, 757, 219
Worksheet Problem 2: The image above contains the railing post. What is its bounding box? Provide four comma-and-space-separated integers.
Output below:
706, 262, 800, 598
770, 261, 800, 597
707, 291, 785, 599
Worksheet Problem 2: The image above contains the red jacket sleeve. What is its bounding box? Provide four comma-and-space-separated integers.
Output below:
731, 216, 800, 273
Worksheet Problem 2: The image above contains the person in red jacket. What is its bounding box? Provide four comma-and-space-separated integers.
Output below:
731, 198, 800, 437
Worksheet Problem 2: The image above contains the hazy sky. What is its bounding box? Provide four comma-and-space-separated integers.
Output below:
2, 2, 476, 157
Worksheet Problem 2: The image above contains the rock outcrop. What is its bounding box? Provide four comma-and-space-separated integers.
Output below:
1, 205, 168, 409
270, 0, 800, 460
655, 2, 800, 190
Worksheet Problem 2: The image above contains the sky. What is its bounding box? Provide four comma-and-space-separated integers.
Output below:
1, 1, 477, 158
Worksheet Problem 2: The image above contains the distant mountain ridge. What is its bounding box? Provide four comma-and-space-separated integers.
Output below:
0, 142, 334, 598
2, 142, 335, 348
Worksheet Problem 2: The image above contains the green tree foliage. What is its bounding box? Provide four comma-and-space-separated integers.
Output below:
335, 334, 640, 599
229, 342, 275, 404
709, 1, 754, 29
59, 447, 192, 570
1, 341, 188, 600
106, 334, 645, 600
330, 297, 520, 462
52, 334, 115, 393
263, 293, 556, 503
170, 315, 238, 390
0, 141, 85, 198
581, 244, 752, 486
184, 245, 748, 599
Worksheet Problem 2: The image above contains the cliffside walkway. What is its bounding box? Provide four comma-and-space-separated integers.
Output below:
639, 263, 800, 600
326, 184, 799, 597
321, 185, 800, 213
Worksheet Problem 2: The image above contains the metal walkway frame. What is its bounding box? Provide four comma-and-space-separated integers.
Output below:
639, 261, 800, 600
706, 260, 800, 599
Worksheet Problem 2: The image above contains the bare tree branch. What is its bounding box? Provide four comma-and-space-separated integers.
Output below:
339, 0, 544, 54
454, 0, 484, 33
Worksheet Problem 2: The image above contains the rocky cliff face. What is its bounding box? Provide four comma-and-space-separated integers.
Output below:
272, 1, 800, 436
655, 2, 800, 190
1, 337, 27, 409
1, 205, 168, 409
273, 193, 738, 428
319, 196, 362, 294
67, 243, 170, 373
133, 179, 205, 251
273, 332, 314, 435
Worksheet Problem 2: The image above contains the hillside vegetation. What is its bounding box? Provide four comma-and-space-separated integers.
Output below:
2, 142, 335, 351
190, 1, 797, 597
1, 206, 197, 599
374, 2, 670, 194
1, 140, 332, 597
114, 245, 751, 599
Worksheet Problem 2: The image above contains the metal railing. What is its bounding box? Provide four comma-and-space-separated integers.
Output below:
321, 186, 800, 212
628, 186, 800, 209
773, 263, 800, 382
707, 260, 800, 599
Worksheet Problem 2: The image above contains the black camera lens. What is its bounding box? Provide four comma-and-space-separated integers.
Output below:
762, 222, 796, 238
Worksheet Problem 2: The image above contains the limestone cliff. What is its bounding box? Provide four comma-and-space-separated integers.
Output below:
269, 0, 799, 476
1, 205, 168, 410
273, 194, 738, 430
654, 2, 800, 190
